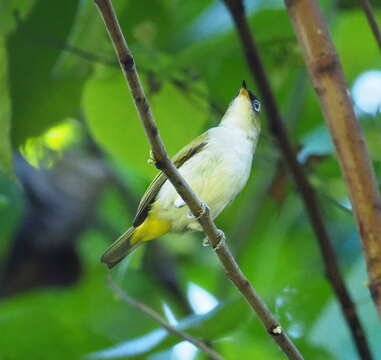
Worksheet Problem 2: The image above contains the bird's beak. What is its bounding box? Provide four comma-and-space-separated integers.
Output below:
239, 80, 250, 98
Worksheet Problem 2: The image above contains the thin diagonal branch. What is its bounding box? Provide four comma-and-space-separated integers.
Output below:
94, 0, 303, 359
107, 277, 223, 360
285, 0, 381, 321
222, 1, 373, 360
357, 0, 381, 51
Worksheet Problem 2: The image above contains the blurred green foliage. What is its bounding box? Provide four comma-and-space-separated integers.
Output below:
0, 0, 381, 359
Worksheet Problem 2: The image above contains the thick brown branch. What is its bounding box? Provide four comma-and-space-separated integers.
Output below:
357, 0, 381, 51
285, 0, 381, 318
108, 277, 223, 360
223, 0, 373, 359
94, 0, 303, 358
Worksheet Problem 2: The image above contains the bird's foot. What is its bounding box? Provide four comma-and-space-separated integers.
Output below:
202, 229, 225, 250
147, 150, 164, 170
187, 201, 209, 220
202, 237, 210, 247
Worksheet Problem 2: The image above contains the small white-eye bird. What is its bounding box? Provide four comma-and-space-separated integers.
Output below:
102, 81, 261, 268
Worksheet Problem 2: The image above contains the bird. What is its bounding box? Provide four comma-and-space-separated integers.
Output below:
101, 81, 261, 269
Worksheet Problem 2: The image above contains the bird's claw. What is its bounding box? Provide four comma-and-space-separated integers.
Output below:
213, 230, 225, 251
147, 150, 156, 165
187, 201, 209, 220
202, 229, 225, 250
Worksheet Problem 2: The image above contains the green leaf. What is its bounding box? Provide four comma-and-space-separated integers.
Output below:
334, 10, 381, 82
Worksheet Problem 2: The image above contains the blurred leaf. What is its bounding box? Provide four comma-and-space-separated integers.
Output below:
0, 258, 174, 360
334, 10, 381, 82
117, 0, 173, 51
0, 0, 36, 35
88, 329, 168, 359
83, 66, 208, 178
53, 0, 125, 78
217, 330, 283, 360
7, 0, 85, 146
89, 297, 248, 359
310, 258, 381, 359
0, 36, 12, 174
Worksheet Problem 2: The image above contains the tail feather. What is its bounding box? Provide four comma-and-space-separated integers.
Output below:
101, 227, 141, 269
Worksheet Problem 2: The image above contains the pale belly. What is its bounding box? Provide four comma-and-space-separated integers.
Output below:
150, 127, 256, 232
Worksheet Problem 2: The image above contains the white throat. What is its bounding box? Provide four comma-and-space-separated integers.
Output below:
219, 94, 259, 136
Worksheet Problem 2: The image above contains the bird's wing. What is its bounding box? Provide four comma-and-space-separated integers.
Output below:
132, 132, 209, 227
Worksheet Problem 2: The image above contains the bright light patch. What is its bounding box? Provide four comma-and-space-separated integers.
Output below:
187, 283, 218, 315
20, 119, 80, 168
338, 198, 352, 211
172, 341, 197, 360
43, 120, 77, 150
352, 70, 381, 115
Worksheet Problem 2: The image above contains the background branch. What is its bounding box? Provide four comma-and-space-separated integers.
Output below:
107, 277, 223, 360
284, 0, 381, 320
223, 1, 373, 359
94, 0, 304, 358
357, 0, 381, 51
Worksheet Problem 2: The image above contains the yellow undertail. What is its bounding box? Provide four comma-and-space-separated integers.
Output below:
101, 213, 171, 269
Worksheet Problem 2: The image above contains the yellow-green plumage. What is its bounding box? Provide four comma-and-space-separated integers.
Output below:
101, 85, 261, 269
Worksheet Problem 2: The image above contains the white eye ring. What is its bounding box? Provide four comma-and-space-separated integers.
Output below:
253, 99, 261, 112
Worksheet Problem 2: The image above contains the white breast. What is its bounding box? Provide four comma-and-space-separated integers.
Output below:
152, 125, 259, 232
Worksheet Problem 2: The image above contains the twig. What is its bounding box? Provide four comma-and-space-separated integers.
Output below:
222, 1, 373, 359
357, 0, 381, 51
285, 0, 381, 322
107, 276, 224, 360
94, 0, 304, 358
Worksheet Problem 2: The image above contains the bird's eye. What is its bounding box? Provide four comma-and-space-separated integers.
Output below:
253, 99, 261, 113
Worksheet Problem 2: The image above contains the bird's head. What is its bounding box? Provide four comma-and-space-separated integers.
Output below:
238, 80, 261, 113
221, 81, 261, 132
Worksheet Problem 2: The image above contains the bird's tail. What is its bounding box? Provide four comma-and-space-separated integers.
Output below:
101, 227, 142, 269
